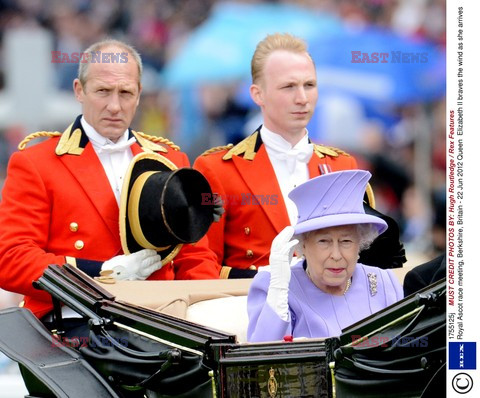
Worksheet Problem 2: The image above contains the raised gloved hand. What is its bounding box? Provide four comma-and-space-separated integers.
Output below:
212, 193, 225, 222
266, 226, 299, 321
101, 249, 163, 281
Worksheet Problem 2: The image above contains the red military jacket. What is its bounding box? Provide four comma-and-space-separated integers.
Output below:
193, 128, 358, 278
0, 116, 219, 318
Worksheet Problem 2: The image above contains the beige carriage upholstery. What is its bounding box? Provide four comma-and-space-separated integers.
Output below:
103, 279, 252, 342
102, 268, 408, 343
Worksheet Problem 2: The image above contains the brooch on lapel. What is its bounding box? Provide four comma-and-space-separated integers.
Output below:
367, 272, 378, 296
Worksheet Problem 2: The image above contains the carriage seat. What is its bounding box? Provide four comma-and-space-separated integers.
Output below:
102, 267, 408, 343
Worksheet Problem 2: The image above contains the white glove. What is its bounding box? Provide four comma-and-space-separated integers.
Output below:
266, 226, 299, 321
101, 249, 163, 281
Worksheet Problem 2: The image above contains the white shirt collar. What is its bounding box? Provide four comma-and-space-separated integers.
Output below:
260, 125, 310, 154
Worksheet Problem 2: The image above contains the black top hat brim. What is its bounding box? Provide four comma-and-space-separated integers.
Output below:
120, 152, 214, 265
359, 203, 407, 269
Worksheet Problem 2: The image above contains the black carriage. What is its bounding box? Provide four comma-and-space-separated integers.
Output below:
0, 264, 445, 397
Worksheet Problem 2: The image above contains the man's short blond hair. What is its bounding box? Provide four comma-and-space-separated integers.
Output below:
251, 33, 312, 84
77, 39, 143, 88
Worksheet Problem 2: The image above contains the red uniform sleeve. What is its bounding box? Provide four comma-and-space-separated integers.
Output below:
0, 152, 65, 303
173, 236, 220, 279
193, 155, 226, 268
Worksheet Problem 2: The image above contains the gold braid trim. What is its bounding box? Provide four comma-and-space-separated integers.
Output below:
313, 144, 351, 159
18, 131, 62, 151
133, 131, 180, 151
327, 145, 351, 156
223, 132, 258, 161
365, 183, 376, 209
219, 266, 232, 279
200, 144, 234, 156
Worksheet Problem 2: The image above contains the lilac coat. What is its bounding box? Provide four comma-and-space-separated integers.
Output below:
247, 260, 403, 342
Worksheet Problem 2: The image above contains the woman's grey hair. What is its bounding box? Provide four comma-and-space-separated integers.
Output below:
77, 39, 143, 88
294, 223, 379, 258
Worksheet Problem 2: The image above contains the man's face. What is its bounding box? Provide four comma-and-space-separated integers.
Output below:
73, 50, 141, 141
250, 50, 318, 138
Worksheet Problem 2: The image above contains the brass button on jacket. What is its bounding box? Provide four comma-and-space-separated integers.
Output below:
74, 240, 84, 250
244, 227, 251, 235
69, 222, 79, 232
246, 249, 254, 258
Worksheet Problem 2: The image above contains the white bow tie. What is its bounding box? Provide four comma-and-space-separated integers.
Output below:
97, 137, 136, 154
271, 144, 314, 173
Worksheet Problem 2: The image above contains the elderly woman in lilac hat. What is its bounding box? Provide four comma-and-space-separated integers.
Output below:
247, 170, 403, 342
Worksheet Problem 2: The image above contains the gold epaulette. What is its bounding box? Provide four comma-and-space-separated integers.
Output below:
223, 131, 259, 161
133, 131, 180, 151
313, 144, 351, 159
200, 144, 234, 156
18, 131, 62, 151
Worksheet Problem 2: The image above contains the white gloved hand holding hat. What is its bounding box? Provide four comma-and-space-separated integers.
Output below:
101, 249, 163, 281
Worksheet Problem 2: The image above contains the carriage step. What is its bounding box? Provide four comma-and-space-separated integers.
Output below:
0, 307, 119, 398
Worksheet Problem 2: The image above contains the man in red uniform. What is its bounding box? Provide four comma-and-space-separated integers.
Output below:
194, 33, 358, 278
0, 39, 219, 321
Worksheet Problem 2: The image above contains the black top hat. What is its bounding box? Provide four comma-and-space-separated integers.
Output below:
120, 152, 215, 265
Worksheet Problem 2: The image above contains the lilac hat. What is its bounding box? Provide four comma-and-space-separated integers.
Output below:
288, 170, 388, 235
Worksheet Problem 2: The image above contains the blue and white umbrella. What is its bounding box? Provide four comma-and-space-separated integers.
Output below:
161, 2, 343, 88
310, 26, 446, 105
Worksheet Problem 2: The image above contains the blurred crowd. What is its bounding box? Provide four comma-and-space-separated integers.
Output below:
0, 0, 446, 309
